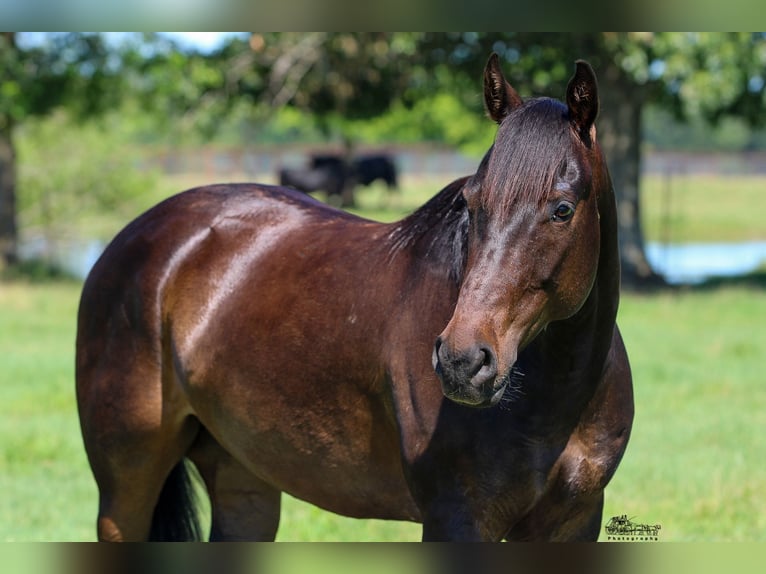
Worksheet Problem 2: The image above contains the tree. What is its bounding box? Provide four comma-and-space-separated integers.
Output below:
232, 32, 766, 289
9, 33, 760, 289
579, 32, 766, 288
408, 32, 766, 289
186, 33, 424, 206
0, 32, 123, 270
121, 33, 421, 140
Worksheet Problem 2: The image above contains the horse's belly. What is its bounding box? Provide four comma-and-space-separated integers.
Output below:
187, 378, 422, 522
255, 444, 420, 521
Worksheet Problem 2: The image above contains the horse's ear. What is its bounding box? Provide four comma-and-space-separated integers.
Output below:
484, 53, 523, 124
566, 60, 599, 146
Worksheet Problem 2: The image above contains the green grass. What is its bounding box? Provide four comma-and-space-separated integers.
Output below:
0, 282, 94, 541
641, 173, 766, 243
603, 284, 766, 541
2, 278, 765, 541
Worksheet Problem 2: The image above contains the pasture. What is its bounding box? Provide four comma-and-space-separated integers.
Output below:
1, 174, 764, 541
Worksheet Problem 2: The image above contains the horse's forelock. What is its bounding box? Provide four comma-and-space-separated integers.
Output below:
481, 98, 572, 220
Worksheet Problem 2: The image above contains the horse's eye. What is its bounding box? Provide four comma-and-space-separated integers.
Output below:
552, 203, 575, 222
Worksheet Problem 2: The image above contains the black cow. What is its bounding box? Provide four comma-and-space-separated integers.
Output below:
310, 154, 398, 190
278, 163, 356, 207
353, 155, 398, 189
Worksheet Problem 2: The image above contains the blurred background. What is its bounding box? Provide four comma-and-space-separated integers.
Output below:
0, 32, 764, 541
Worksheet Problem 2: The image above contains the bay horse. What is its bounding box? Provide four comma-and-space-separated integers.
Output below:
76, 53, 633, 541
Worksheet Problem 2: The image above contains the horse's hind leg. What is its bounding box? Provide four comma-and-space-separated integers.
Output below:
86, 421, 201, 541
77, 360, 201, 541
189, 429, 281, 541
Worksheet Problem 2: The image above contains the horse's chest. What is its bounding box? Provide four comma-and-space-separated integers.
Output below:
495, 441, 564, 501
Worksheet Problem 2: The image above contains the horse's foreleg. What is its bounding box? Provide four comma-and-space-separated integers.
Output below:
504, 486, 605, 542
188, 430, 281, 541
419, 498, 487, 541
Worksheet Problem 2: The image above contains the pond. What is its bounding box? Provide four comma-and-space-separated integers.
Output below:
646, 241, 766, 285
18, 236, 104, 280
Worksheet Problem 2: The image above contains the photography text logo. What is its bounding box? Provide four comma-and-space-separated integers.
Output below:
604, 514, 661, 542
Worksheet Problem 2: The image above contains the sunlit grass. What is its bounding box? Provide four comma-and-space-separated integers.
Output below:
0, 283, 95, 542
2, 278, 764, 541
641, 173, 765, 243
602, 288, 766, 541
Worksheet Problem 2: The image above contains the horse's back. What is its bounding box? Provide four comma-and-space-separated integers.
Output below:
78, 185, 314, 353
76, 184, 307, 420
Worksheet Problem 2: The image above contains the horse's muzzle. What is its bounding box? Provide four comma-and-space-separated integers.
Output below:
432, 336, 504, 407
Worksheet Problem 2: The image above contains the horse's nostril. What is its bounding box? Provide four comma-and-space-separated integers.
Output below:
479, 347, 492, 367
471, 346, 497, 385
434, 338, 498, 392
472, 347, 487, 372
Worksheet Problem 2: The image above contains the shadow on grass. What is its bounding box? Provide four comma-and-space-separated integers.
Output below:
690, 269, 766, 291
622, 267, 766, 295
0, 258, 81, 284
644, 270, 766, 294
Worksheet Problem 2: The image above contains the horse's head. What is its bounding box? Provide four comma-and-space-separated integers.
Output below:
433, 53, 610, 408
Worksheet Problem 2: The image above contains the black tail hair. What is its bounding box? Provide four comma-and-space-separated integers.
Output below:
149, 459, 204, 541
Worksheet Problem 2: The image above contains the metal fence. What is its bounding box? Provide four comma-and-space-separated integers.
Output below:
144, 145, 766, 180
143, 144, 482, 182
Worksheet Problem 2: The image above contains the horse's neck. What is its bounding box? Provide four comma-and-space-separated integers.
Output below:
527, 185, 621, 408
386, 177, 470, 286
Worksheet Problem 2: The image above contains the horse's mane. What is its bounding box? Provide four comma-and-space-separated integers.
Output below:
386, 176, 470, 284
481, 97, 572, 220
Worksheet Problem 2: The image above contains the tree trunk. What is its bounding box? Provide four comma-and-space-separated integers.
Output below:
0, 123, 17, 270
596, 60, 666, 290
339, 135, 357, 208
0, 32, 18, 271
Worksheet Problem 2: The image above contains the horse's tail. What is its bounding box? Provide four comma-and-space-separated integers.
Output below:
149, 459, 204, 541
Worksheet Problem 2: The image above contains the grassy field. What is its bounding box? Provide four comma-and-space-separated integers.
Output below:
2, 173, 765, 541
640, 173, 766, 244
2, 279, 764, 541
603, 284, 766, 541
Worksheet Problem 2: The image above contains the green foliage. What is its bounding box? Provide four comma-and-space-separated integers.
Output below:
643, 106, 757, 152
244, 106, 328, 146
324, 93, 495, 156
125, 38, 252, 141
167, 90, 495, 156
101, 33, 766, 154
16, 111, 158, 243
1, 33, 123, 124
0, 257, 78, 283
649, 32, 766, 124
249, 33, 423, 120
12, 33, 766, 158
